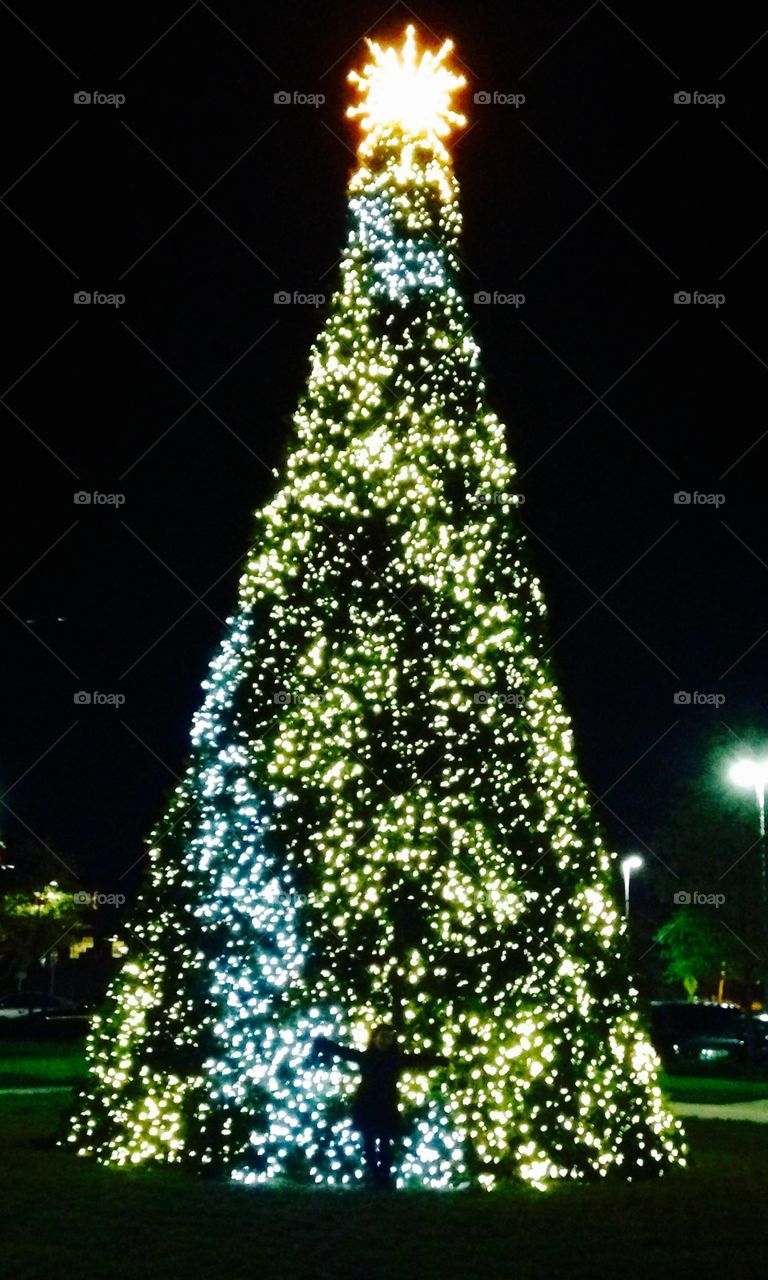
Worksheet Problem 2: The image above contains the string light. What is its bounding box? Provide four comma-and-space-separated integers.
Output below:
68, 26, 685, 1190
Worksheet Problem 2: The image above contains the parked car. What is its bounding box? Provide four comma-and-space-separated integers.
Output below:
650, 1000, 767, 1072
0, 992, 78, 1019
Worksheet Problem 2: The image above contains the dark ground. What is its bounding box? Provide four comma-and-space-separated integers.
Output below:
0, 1086, 765, 1280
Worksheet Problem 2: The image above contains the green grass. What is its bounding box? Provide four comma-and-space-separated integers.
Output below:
0, 1089, 767, 1279
0, 1038, 86, 1086
661, 1072, 768, 1105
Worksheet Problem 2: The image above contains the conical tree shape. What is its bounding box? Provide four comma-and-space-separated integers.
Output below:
70, 27, 684, 1189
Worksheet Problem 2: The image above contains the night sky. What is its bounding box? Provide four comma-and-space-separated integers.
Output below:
1, 1, 765, 900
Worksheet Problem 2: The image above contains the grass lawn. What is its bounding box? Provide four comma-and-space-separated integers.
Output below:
0, 1037, 86, 1086
0, 1087, 766, 1280
661, 1072, 768, 1105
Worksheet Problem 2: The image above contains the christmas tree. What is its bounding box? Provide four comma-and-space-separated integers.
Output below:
69, 26, 685, 1190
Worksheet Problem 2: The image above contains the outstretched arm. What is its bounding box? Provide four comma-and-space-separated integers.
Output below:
311, 1036, 364, 1065
401, 1052, 449, 1068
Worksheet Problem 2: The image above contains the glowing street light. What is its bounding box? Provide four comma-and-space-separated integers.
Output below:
620, 854, 643, 919
729, 759, 768, 830
728, 757, 768, 910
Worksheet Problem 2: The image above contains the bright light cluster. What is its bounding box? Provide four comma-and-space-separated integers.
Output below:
69, 27, 685, 1191
348, 24, 466, 154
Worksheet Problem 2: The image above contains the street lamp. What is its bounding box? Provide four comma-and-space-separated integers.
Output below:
621, 854, 643, 919
729, 759, 768, 829
728, 756, 768, 921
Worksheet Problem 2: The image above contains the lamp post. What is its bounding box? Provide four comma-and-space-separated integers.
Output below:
621, 855, 643, 920
728, 758, 768, 1008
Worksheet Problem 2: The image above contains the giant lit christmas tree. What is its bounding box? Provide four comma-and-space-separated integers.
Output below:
70, 27, 685, 1190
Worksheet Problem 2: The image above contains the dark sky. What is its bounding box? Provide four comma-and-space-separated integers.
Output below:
1, 1, 765, 899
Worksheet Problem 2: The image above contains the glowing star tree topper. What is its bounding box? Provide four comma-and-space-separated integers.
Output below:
69, 25, 685, 1192
347, 24, 466, 151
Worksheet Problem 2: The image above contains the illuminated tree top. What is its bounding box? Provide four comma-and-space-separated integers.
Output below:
347, 24, 466, 155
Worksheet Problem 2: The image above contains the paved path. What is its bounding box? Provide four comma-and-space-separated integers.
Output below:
672, 1098, 768, 1123
0, 1085, 72, 1095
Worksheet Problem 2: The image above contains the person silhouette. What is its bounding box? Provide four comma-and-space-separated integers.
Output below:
311, 1026, 448, 1188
